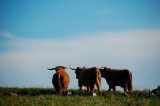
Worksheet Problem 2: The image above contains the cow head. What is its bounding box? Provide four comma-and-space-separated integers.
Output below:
70, 67, 85, 79
99, 66, 108, 77
47, 66, 70, 72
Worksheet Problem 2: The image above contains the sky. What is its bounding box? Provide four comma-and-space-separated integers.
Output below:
0, 0, 160, 90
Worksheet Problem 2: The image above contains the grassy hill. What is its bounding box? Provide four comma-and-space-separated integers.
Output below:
0, 87, 160, 105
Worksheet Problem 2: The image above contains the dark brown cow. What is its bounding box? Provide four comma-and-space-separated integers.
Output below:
47, 66, 70, 95
71, 67, 102, 95
99, 66, 133, 92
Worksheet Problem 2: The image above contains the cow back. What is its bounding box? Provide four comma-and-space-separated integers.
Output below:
79, 67, 101, 85
100, 68, 131, 86
52, 69, 70, 89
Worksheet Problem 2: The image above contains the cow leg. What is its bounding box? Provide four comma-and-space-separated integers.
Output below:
62, 87, 66, 95
78, 80, 83, 91
79, 86, 83, 91
90, 85, 94, 94
128, 82, 132, 91
96, 83, 102, 95
108, 86, 112, 91
124, 84, 127, 92
124, 87, 127, 92
128, 86, 131, 91
57, 88, 62, 95
57, 85, 62, 95
128, 87, 131, 92
87, 86, 91, 93
113, 86, 116, 92
54, 84, 62, 95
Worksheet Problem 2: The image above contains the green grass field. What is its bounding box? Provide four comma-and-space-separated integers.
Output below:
0, 87, 160, 106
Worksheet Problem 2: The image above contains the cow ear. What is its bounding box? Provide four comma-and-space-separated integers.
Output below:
62, 67, 66, 69
77, 67, 81, 70
104, 67, 107, 70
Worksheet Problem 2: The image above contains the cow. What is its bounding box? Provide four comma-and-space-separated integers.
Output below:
71, 67, 102, 95
99, 66, 133, 92
47, 66, 70, 95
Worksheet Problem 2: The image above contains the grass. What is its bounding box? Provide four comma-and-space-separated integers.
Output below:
0, 87, 160, 106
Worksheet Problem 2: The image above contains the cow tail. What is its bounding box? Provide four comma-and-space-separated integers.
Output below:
58, 74, 62, 95
128, 72, 133, 91
96, 70, 102, 95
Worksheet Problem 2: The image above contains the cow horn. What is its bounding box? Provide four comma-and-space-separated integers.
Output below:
100, 66, 105, 69
63, 65, 70, 68
47, 67, 55, 70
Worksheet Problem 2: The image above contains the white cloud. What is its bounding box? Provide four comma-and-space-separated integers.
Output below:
0, 29, 160, 89
0, 32, 18, 39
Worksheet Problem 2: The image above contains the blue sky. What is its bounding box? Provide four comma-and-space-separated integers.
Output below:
1, 0, 159, 39
0, 0, 160, 90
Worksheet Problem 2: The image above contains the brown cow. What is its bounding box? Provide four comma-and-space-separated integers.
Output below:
71, 67, 102, 95
47, 66, 70, 95
99, 66, 133, 92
